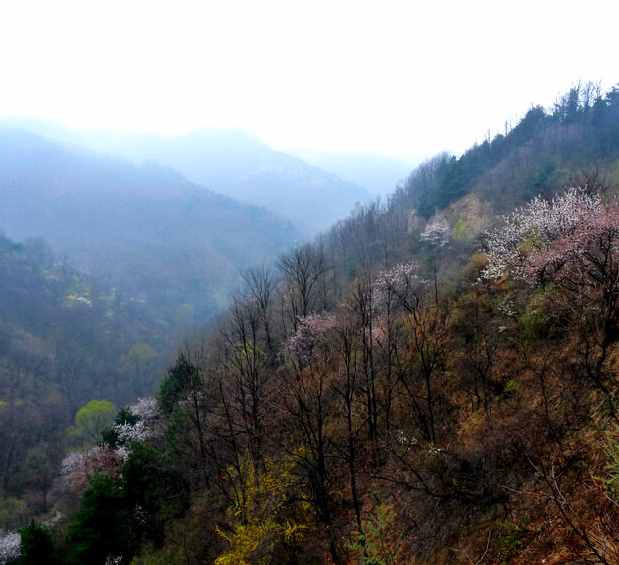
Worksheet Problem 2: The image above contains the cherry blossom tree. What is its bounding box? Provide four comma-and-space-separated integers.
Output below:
62, 397, 162, 493
112, 397, 161, 445
482, 186, 619, 394
61, 445, 123, 493
286, 313, 337, 364
480, 187, 603, 282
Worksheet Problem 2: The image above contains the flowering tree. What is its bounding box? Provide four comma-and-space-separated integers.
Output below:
62, 397, 161, 493
373, 261, 423, 312
286, 313, 337, 364
112, 397, 161, 445
0, 531, 20, 564
128, 397, 159, 421
482, 186, 619, 387
480, 187, 603, 282
420, 215, 451, 248
61, 445, 123, 493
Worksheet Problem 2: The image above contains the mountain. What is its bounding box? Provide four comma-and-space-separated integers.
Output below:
0, 231, 170, 516
298, 150, 416, 195
7, 84, 619, 564
0, 128, 299, 326
15, 83, 619, 565
7, 123, 372, 234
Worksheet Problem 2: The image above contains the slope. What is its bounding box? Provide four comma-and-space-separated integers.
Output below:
6, 124, 371, 234
0, 128, 299, 326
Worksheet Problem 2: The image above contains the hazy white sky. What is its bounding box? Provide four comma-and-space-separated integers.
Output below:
0, 0, 617, 160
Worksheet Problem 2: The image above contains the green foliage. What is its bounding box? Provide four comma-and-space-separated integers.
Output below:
17, 522, 58, 565
399, 84, 619, 218
65, 474, 133, 565
101, 407, 140, 448
0, 497, 28, 530
122, 443, 190, 544
452, 218, 471, 241
349, 504, 403, 565
158, 353, 199, 416
63, 443, 189, 565
67, 400, 116, 446
0, 228, 169, 524
503, 379, 520, 397
518, 287, 565, 343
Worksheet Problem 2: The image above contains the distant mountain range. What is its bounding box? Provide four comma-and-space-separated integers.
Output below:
6, 121, 373, 234
0, 127, 298, 325
298, 151, 416, 196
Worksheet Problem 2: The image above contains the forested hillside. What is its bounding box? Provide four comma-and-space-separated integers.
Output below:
4, 84, 619, 565
0, 128, 298, 327
402, 82, 619, 218
5, 125, 371, 234
0, 233, 169, 530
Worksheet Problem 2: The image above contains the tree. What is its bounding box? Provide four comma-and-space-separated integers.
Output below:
17, 522, 58, 565
278, 245, 329, 331
482, 186, 619, 408
67, 400, 116, 446
65, 474, 133, 565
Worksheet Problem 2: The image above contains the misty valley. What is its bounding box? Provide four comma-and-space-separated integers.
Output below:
2, 4, 619, 562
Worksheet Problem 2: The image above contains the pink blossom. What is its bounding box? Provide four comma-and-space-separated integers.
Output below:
61, 445, 123, 493
286, 313, 337, 363
481, 187, 603, 281
526, 205, 619, 284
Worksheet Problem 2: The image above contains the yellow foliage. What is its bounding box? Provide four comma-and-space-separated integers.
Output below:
214, 454, 310, 565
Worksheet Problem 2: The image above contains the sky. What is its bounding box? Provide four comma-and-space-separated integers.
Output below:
0, 0, 618, 161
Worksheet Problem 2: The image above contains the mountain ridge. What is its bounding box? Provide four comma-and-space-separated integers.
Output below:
0, 120, 372, 234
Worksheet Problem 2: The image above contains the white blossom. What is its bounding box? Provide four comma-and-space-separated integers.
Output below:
480, 187, 602, 281
0, 531, 21, 564
128, 397, 159, 421
420, 215, 451, 248
373, 261, 423, 309
61, 445, 122, 492
113, 420, 152, 444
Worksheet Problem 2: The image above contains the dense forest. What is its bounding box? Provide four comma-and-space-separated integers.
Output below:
0, 232, 172, 531
3, 83, 619, 564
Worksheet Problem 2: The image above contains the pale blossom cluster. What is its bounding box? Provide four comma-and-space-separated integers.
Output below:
420, 215, 451, 248
366, 321, 387, 345
373, 261, 422, 307
496, 298, 517, 318
62, 397, 161, 493
481, 187, 602, 281
286, 313, 337, 363
61, 445, 123, 493
113, 420, 152, 444
524, 206, 619, 284
0, 531, 20, 564
129, 397, 159, 420
112, 397, 161, 447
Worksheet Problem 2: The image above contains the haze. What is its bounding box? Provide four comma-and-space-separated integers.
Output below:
1, 0, 618, 162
